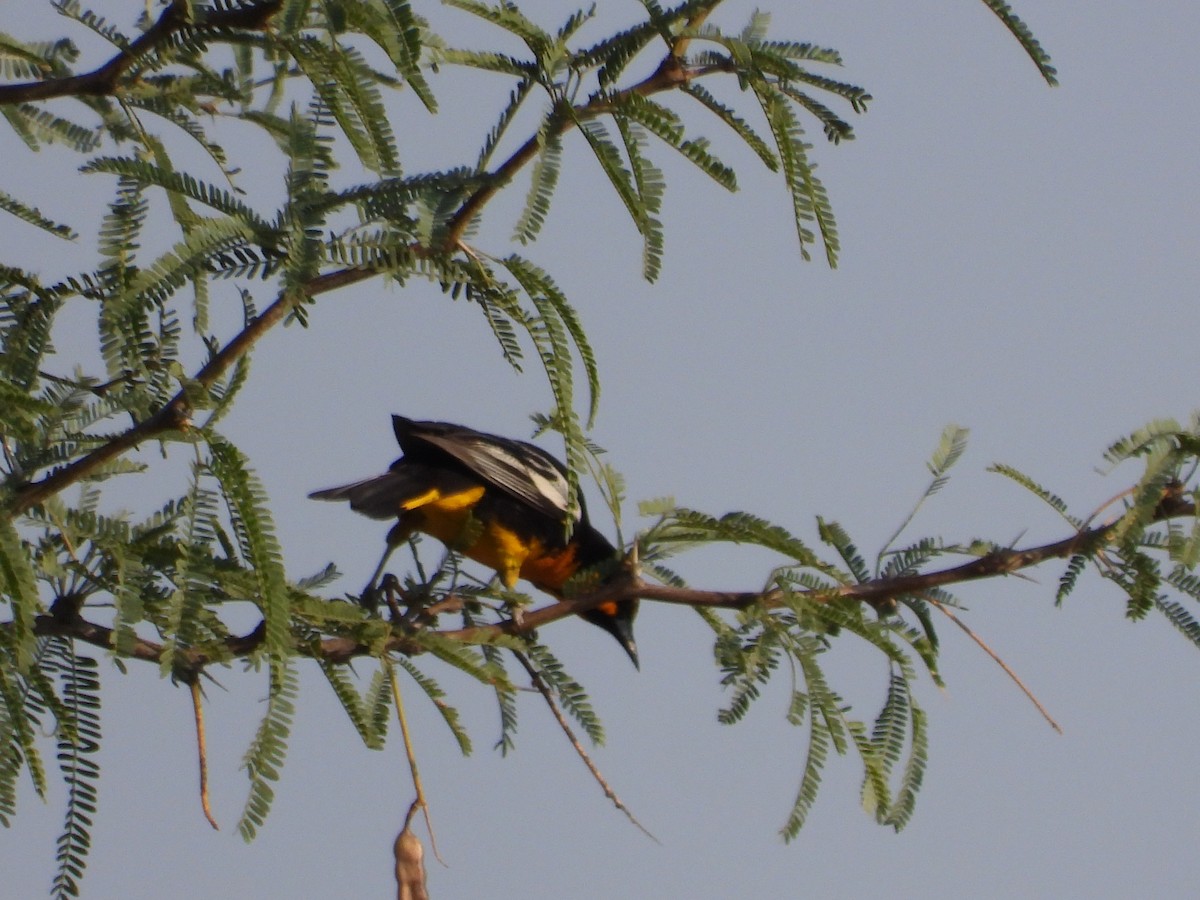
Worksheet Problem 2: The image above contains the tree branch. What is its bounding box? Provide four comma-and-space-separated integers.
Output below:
6, 284, 296, 515
1, 33, 712, 518
440, 52, 693, 250
19, 492, 1192, 671
0, 1, 283, 106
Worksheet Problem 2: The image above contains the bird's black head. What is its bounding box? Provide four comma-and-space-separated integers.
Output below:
579, 598, 640, 669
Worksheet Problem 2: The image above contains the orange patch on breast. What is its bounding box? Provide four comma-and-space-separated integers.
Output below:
519, 544, 580, 593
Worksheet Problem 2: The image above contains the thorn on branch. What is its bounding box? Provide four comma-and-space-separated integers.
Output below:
189, 679, 220, 830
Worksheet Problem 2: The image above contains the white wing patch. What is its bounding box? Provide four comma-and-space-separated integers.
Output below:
414, 425, 581, 523
506, 446, 571, 514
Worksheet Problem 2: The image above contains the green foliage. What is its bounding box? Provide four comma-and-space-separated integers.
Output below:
204, 437, 290, 661
320, 661, 391, 750
639, 496, 942, 836
288, 37, 401, 177
645, 506, 837, 577
2, 101, 98, 154
1154, 596, 1200, 652
633, 414, 1200, 833
237, 657, 298, 842
491, 655, 520, 755
0, 517, 39, 674
1, 0, 1141, 892
990, 462, 1079, 525
977, 0, 1059, 85
0, 637, 101, 897
0, 188, 77, 240
46, 639, 101, 900
500, 255, 600, 432
159, 474, 228, 678
81, 156, 273, 235
407, 629, 514, 687
880, 425, 971, 559
0, 640, 50, 829
1055, 553, 1088, 605
527, 642, 605, 746
439, 0, 871, 272
392, 655, 473, 756
513, 128, 563, 244
997, 416, 1200, 637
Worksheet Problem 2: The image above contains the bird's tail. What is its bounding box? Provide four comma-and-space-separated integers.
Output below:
308, 471, 419, 521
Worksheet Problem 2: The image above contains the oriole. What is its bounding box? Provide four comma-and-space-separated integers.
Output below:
310, 415, 639, 667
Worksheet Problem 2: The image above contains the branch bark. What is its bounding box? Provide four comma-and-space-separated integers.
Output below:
6, 4, 1148, 678
2, 17, 712, 519
0, 1, 283, 106
19, 493, 1192, 672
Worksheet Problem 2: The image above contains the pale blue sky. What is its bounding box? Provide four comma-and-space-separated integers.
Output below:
4, 2, 1200, 897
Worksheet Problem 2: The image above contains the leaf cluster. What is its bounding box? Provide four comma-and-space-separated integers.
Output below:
997, 417, 1200, 636
0, 0, 1071, 891
636, 435, 950, 834
635, 420, 1200, 834
0, 637, 100, 899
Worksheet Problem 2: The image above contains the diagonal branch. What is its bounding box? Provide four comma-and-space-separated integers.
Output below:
512, 649, 658, 841
0, 0, 283, 106
1, 20, 708, 520
440, 53, 692, 251
7, 288, 293, 515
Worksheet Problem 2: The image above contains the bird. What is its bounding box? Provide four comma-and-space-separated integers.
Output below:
309, 415, 639, 668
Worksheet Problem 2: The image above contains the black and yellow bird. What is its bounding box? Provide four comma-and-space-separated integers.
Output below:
309, 415, 639, 667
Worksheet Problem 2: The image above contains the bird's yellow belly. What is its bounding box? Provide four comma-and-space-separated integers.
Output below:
404, 486, 574, 591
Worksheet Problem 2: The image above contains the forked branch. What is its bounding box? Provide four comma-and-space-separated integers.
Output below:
1, 8, 734, 520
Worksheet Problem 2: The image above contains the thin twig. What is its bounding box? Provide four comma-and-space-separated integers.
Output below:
387, 660, 447, 867
1081, 486, 1136, 529
512, 650, 660, 843
190, 679, 220, 829
925, 595, 1062, 733
0, 1, 283, 105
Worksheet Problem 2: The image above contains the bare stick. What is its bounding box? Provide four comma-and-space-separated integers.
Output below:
513, 650, 660, 843
190, 679, 220, 829
387, 661, 446, 867
925, 596, 1062, 734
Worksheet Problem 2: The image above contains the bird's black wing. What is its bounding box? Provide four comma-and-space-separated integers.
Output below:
393, 416, 578, 523
308, 467, 457, 520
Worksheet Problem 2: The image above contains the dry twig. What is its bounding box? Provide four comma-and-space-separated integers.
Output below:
387, 661, 446, 867
190, 679, 220, 829
513, 650, 659, 843
925, 596, 1062, 733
